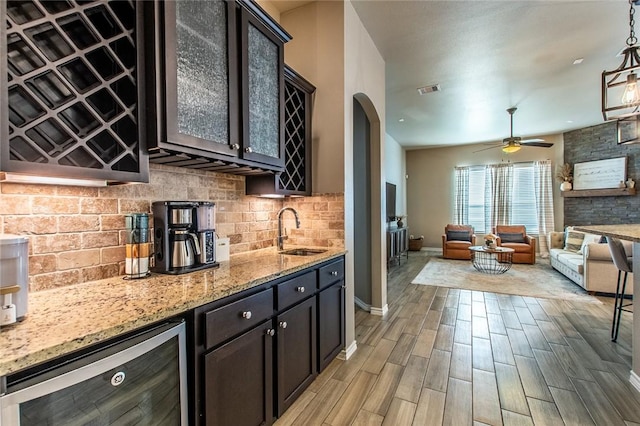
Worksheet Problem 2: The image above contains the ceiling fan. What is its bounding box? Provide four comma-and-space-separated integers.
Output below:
475, 107, 554, 153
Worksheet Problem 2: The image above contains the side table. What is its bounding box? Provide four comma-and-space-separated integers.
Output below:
469, 246, 515, 274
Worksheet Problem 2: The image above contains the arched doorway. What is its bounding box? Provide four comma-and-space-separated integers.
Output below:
352, 94, 386, 315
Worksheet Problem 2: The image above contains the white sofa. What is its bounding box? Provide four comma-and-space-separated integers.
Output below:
547, 228, 633, 295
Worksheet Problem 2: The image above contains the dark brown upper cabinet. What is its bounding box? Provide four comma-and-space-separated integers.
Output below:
145, 0, 291, 175
246, 66, 315, 196
0, 0, 149, 183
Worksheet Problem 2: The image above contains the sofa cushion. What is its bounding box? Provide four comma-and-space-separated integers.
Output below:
446, 230, 471, 242
577, 233, 602, 254
556, 252, 584, 274
498, 232, 525, 243
445, 240, 471, 250
564, 229, 584, 252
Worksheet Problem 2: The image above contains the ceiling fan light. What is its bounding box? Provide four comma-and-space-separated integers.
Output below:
502, 143, 521, 153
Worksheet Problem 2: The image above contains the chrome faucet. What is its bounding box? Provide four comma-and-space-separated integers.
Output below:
277, 207, 300, 250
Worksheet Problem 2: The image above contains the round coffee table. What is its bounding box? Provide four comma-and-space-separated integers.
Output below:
469, 246, 515, 274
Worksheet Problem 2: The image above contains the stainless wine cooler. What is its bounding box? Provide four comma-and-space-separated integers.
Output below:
0, 321, 187, 425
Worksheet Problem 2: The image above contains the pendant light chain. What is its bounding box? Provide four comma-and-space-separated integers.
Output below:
628, 0, 637, 46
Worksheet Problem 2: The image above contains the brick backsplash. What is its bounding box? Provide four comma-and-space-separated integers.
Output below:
563, 121, 640, 226
0, 163, 344, 292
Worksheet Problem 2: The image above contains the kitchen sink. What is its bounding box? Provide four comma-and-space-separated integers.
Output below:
279, 248, 327, 256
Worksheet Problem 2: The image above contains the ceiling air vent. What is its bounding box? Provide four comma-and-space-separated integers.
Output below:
417, 84, 441, 95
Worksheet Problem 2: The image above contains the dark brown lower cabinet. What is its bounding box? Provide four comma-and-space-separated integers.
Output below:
204, 321, 274, 426
196, 256, 345, 425
276, 297, 317, 416
318, 281, 345, 372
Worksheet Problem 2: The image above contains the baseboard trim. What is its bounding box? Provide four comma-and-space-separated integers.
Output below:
354, 297, 371, 312
370, 304, 388, 316
338, 340, 357, 360
631, 370, 640, 393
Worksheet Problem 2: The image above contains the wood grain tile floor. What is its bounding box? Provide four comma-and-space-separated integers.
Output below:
274, 251, 638, 426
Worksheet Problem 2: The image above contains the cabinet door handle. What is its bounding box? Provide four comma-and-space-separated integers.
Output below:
279, 321, 287, 329
266, 329, 275, 337
231, 143, 240, 150
296, 286, 305, 293
330, 271, 339, 276
242, 311, 252, 320
245, 147, 253, 153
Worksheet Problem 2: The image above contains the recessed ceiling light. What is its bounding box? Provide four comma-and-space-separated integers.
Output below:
398, 118, 405, 122
417, 84, 441, 95
567, 120, 574, 123
573, 58, 584, 65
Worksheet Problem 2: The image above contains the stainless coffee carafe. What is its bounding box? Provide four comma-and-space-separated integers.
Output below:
171, 230, 200, 268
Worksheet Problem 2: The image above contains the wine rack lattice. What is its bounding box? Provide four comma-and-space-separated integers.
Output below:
280, 79, 306, 192
4, 0, 145, 181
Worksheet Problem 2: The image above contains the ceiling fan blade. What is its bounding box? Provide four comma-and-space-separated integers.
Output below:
472, 145, 502, 153
521, 140, 554, 148
521, 138, 544, 143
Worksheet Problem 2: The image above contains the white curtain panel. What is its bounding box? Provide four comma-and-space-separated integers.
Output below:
534, 160, 555, 257
454, 166, 469, 224
484, 163, 513, 231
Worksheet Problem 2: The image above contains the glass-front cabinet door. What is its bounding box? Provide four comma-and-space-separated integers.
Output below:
240, 7, 285, 169
156, 0, 239, 158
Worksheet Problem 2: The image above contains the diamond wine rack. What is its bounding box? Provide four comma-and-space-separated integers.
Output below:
3, 0, 148, 182
280, 79, 307, 192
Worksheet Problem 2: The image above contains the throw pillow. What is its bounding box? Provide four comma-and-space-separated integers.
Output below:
564, 230, 584, 252
498, 232, 525, 243
446, 230, 471, 242
577, 233, 603, 254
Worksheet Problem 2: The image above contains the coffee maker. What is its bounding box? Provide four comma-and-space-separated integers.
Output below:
152, 201, 219, 274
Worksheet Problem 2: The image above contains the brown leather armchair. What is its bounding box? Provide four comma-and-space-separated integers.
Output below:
492, 225, 536, 264
442, 224, 476, 260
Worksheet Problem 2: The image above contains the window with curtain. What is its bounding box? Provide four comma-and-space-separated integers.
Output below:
455, 161, 553, 239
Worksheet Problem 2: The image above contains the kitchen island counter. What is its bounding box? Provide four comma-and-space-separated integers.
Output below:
0, 247, 345, 376
574, 224, 640, 392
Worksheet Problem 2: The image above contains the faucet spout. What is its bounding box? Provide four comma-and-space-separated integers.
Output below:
277, 207, 300, 250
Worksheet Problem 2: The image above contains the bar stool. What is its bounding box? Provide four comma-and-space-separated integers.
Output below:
606, 237, 633, 342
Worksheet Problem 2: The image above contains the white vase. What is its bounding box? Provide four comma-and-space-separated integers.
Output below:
560, 181, 572, 191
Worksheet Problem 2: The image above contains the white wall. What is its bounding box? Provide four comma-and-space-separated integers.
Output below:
405, 134, 565, 248
385, 133, 406, 220
280, 0, 386, 352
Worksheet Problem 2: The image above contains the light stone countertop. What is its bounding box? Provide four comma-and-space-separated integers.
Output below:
573, 224, 640, 242
0, 247, 346, 377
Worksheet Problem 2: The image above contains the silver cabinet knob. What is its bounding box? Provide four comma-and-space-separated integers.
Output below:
279, 321, 287, 329
266, 329, 275, 337
245, 147, 253, 153
231, 143, 240, 150
242, 311, 252, 320
330, 271, 339, 276
296, 286, 305, 293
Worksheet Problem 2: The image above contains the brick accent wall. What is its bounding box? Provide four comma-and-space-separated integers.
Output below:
563, 121, 640, 226
0, 163, 344, 292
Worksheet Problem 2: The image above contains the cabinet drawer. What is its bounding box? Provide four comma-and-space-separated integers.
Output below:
204, 288, 274, 350
318, 259, 345, 290
277, 271, 315, 310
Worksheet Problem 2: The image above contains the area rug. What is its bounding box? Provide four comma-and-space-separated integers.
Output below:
411, 257, 601, 304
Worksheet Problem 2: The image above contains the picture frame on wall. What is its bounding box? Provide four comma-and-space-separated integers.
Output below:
573, 157, 627, 190
617, 115, 639, 145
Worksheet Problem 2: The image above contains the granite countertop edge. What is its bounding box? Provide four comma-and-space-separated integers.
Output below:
573, 224, 640, 243
0, 247, 346, 377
